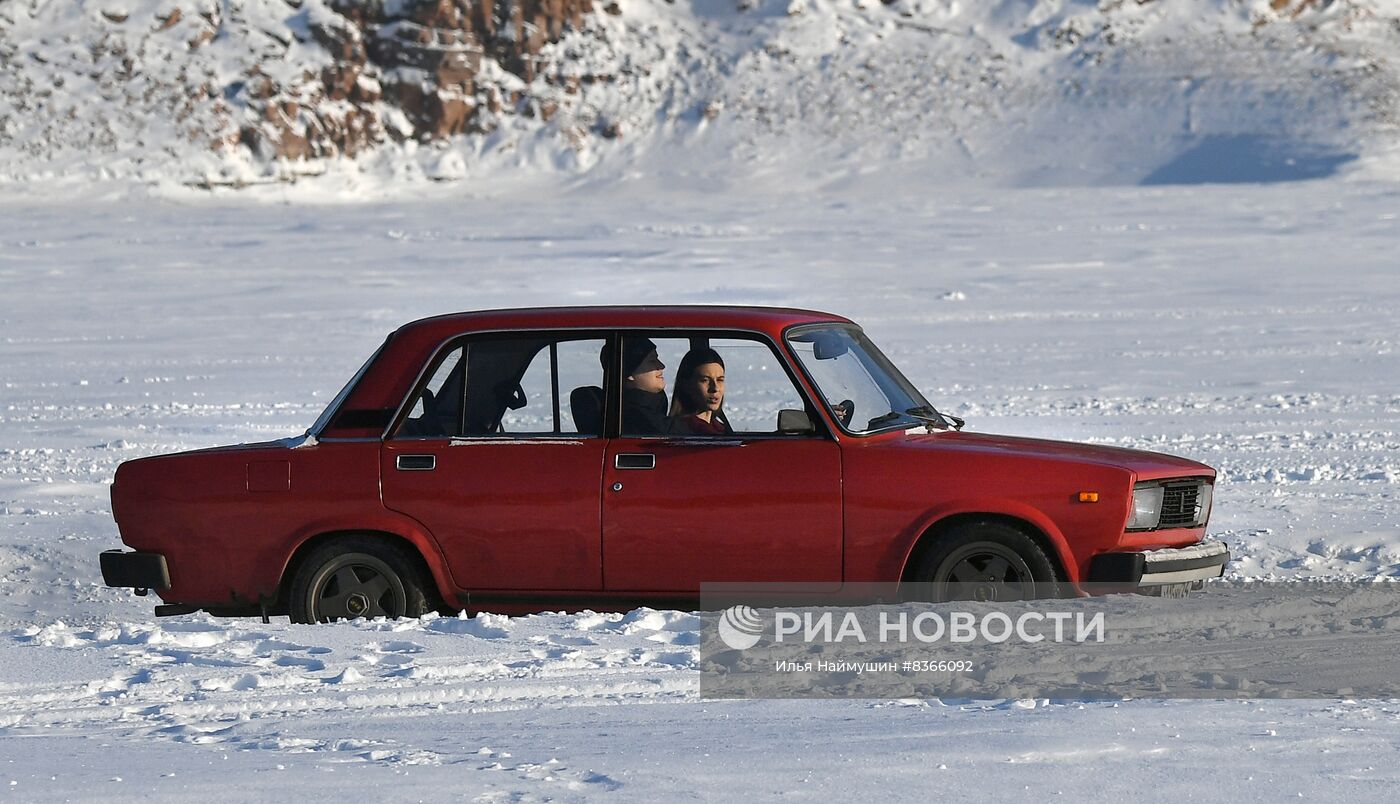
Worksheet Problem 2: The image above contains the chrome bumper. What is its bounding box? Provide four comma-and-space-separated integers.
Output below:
1140, 541, 1230, 585
1087, 541, 1229, 586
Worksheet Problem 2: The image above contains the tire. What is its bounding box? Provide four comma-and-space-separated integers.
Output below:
288, 536, 431, 624
909, 520, 1061, 602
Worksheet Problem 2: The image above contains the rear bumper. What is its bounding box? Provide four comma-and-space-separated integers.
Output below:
99, 549, 170, 590
1087, 541, 1229, 587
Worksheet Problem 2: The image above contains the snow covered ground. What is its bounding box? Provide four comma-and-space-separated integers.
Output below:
2, 176, 1398, 799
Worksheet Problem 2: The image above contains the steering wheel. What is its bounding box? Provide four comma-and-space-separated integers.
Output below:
835, 399, 855, 427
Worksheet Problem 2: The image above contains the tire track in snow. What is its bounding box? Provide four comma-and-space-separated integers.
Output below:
0, 611, 702, 756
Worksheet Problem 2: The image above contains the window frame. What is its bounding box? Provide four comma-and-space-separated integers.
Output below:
610, 328, 835, 441
384, 329, 615, 441
384, 326, 839, 443
782, 322, 939, 438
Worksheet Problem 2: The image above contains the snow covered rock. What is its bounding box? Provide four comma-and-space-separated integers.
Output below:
1, 0, 1398, 190
238, 0, 602, 164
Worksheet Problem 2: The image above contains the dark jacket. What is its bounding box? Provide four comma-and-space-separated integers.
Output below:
622, 388, 669, 436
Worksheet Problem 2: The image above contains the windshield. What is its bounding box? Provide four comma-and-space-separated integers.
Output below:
786, 325, 945, 434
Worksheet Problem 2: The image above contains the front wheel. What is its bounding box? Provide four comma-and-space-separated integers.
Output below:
289, 537, 431, 624
909, 521, 1061, 602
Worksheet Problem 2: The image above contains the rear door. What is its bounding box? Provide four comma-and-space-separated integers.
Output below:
601, 334, 843, 592
381, 333, 609, 591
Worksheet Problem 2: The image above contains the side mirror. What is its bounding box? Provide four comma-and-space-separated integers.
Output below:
777, 409, 816, 435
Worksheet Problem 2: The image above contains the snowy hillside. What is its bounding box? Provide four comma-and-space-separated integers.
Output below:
2, 0, 1399, 194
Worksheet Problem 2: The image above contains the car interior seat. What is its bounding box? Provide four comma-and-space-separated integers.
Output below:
570, 386, 604, 436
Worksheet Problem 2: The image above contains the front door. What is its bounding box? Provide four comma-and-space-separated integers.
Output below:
600, 335, 843, 592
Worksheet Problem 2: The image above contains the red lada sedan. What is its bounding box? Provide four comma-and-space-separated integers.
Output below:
100, 307, 1227, 622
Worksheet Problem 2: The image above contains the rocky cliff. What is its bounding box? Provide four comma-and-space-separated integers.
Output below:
0, 0, 646, 186
1, 0, 1397, 192
242, 0, 602, 161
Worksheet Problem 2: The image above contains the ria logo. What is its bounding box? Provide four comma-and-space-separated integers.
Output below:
717, 605, 765, 650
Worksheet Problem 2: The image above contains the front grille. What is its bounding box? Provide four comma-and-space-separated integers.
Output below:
1158, 483, 1202, 528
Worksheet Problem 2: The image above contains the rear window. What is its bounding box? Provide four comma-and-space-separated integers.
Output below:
393, 335, 607, 438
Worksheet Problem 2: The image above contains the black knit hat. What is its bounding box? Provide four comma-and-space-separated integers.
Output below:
625, 338, 663, 375
676, 347, 725, 380
604, 337, 663, 376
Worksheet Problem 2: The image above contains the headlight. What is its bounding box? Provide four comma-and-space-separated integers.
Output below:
1127, 479, 1213, 531
1127, 484, 1164, 530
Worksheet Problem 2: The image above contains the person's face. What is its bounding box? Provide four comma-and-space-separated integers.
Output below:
689, 362, 725, 412
628, 350, 666, 393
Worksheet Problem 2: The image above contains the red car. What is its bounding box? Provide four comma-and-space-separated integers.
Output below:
100, 306, 1227, 622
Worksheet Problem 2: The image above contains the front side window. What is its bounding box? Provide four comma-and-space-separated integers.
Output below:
786, 325, 947, 434
617, 334, 814, 437
395, 335, 606, 438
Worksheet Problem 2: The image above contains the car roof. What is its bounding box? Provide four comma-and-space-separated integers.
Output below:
323, 306, 857, 436
394, 305, 854, 340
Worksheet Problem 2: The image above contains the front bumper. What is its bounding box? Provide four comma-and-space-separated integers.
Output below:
1087, 540, 1229, 587
99, 549, 170, 590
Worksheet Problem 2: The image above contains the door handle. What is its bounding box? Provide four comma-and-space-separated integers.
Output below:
614, 453, 656, 470
396, 454, 436, 471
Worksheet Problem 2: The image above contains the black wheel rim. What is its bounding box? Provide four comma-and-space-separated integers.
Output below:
310, 555, 405, 622
935, 542, 1035, 602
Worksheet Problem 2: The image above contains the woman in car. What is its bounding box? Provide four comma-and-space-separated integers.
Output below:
668, 347, 733, 435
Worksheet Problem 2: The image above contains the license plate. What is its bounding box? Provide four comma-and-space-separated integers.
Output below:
1144, 583, 1191, 599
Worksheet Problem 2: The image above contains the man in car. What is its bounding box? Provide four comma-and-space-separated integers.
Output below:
620, 338, 669, 435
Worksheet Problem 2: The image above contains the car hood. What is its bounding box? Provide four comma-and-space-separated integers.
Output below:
895, 430, 1214, 481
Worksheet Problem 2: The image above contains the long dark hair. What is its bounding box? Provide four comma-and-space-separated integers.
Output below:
669, 347, 725, 417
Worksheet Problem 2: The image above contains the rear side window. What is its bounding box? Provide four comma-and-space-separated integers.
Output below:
394, 335, 606, 438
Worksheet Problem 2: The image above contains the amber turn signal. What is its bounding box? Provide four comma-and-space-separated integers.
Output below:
1078, 491, 1100, 503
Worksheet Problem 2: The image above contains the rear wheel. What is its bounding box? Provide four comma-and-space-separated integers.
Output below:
289, 537, 431, 624
910, 521, 1061, 602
